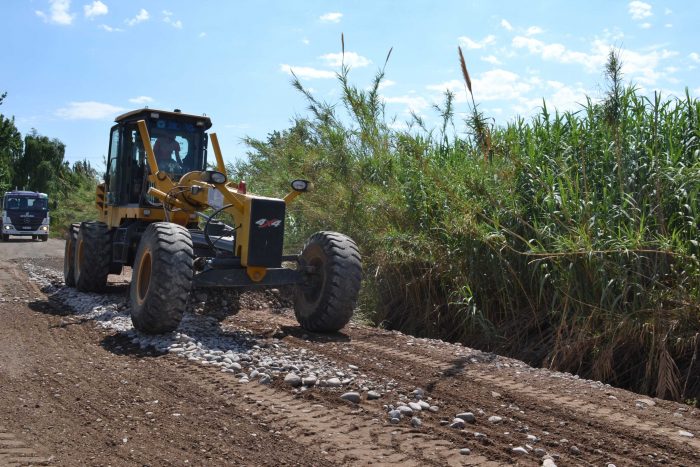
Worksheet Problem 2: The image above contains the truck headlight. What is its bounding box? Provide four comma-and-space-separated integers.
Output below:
40, 226, 48, 231
3, 225, 12, 230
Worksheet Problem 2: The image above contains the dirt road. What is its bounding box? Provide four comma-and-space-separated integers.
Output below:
0, 239, 698, 466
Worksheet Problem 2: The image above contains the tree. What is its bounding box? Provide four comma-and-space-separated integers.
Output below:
14, 129, 65, 193
0, 91, 22, 193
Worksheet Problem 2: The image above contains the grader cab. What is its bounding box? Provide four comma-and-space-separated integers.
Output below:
64, 108, 361, 334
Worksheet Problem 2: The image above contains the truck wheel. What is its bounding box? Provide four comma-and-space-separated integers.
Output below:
41, 235, 48, 242
130, 222, 193, 334
74, 221, 111, 292
0, 234, 6, 241
64, 228, 77, 286
294, 231, 362, 332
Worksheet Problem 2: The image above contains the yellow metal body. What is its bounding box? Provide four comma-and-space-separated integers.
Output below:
97, 119, 303, 282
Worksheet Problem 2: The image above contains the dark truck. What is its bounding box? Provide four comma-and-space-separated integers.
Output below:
1, 190, 50, 241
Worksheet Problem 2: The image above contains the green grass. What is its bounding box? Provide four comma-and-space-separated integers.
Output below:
232, 50, 700, 403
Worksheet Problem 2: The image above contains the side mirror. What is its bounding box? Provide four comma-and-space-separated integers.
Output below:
291, 179, 311, 192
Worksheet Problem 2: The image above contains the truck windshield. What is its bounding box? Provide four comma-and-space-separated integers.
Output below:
4, 197, 48, 211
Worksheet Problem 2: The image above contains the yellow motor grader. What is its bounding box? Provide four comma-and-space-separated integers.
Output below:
63, 108, 362, 334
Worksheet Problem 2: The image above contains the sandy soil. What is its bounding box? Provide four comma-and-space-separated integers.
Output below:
0, 239, 698, 466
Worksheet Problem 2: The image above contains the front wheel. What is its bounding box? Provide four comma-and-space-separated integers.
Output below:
294, 231, 362, 332
74, 221, 111, 292
130, 222, 194, 334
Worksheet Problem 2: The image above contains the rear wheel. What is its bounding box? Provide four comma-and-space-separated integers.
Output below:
294, 231, 362, 332
130, 222, 194, 334
63, 227, 77, 286
74, 221, 111, 292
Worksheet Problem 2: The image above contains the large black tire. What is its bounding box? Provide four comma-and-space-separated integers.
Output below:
130, 222, 194, 334
1, 234, 9, 241
41, 235, 48, 242
63, 227, 77, 287
294, 231, 362, 332
74, 221, 111, 292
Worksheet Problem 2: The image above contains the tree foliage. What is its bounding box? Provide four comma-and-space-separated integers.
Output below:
0, 92, 22, 193
0, 90, 98, 231
14, 130, 66, 193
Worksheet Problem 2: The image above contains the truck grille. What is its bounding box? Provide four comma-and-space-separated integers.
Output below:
8, 214, 42, 231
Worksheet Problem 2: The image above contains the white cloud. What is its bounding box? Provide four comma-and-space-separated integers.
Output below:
302, 38, 310, 45
128, 96, 154, 105
320, 12, 342, 23
163, 10, 182, 28
628, 1, 652, 20
280, 64, 336, 80
620, 47, 678, 86
665, 8, 672, 15
640, 22, 652, 29
500, 19, 513, 31
512, 36, 607, 72
481, 55, 502, 65
126, 9, 149, 26
545, 82, 588, 111
84, 1, 107, 19
513, 35, 677, 86
56, 101, 125, 120
378, 79, 396, 91
36, 0, 74, 25
458, 35, 496, 50
199, 32, 206, 38
382, 95, 430, 113
427, 69, 532, 103
99, 24, 123, 32
689, 53, 700, 63
319, 51, 371, 68
526, 26, 544, 36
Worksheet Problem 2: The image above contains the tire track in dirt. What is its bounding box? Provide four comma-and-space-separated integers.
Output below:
353, 340, 700, 459
229, 311, 697, 465
13, 257, 698, 466
178, 361, 503, 466
0, 426, 50, 466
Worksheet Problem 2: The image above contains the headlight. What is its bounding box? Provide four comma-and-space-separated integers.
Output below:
40, 226, 48, 231
200, 170, 227, 184
3, 225, 12, 230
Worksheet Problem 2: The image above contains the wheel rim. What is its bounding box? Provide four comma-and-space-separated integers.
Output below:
136, 249, 152, 305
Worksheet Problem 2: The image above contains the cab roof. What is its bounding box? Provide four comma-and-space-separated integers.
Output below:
115, 108, 212, 130
4, 190, 47, 198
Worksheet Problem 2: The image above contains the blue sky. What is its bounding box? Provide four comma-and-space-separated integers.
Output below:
1, 0, 699, 171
